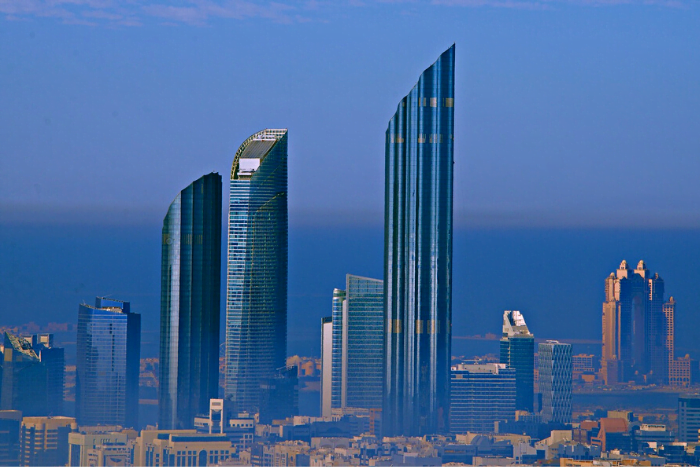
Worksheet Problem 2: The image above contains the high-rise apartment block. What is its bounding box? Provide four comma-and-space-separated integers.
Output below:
678, 395, 700, 442
450, 363, 516, 434
1, 333, 47, 416
383, 45, 455, 436
538, 341, 572, 424
159, 173, 222, 429
225, 129, 288, 414
601, 260, 674, 385
500, 310, 535, 413
76, 297, 140, 428
321, 275, 384, 416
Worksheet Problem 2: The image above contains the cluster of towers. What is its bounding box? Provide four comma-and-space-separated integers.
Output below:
155, 45, 456, 435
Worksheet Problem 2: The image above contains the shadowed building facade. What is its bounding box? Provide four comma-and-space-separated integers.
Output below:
225, 129, 288, 414
383, 45, 455, 436
76, 298, 140, 428
500, 310, 535, 413
1, 333, 47, 417
159, 173, 222, 429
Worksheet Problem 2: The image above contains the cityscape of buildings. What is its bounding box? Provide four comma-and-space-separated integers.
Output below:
2, 44, 700, 467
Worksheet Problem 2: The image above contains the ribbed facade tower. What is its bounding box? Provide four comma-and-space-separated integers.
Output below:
225, 129, 288, 413
383, 45, 455, 436
500, 310, 535, 413
159, 173, 222, 429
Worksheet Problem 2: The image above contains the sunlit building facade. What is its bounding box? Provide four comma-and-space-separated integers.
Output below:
383, 45, 455, 436
225, 129, 288, 414
159, 173, 222, 429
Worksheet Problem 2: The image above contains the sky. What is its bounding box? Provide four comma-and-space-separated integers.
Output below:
1, 1, 700, 357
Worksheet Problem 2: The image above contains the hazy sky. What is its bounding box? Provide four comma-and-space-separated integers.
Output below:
1, 1, 699, 229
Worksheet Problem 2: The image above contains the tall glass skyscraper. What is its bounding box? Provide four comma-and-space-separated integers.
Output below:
500, 310, 535, 413
538, 340, 572, 424
383, 45, 455, 436
159, 173, 222, 429
225, 129, 288, 413
323, 275, 384, 414
76, 297, 140, 428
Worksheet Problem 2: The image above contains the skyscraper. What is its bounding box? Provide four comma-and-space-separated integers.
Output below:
76, 297, 140, 428
323, 275, 384, 415
225, 129, 288, 414
538, 340, 572, 424
1, 333, 47, 416
678, 394, 700, 442
450, 363, 516, 434
160, 173, 222, 429
31, 334, 65, 416
320, 317, 333, 418
601, 260, 671, 384
383, 45, 455, 436
500, 310, 535, 413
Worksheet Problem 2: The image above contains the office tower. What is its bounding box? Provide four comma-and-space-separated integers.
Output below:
1, 333, 47, 416
678, 395, 700, 442
383, 44, 455, 436
30, 334, 65, 416
76, 297, 140, 428
225, 129, 288, 413
258, 366, 298, 424
0, 411, 22, 466
160, 173, 222, 429
450, 363, 516, 434
320, 317, 333, 418
19, 416, 75, 466
601, 260, 671, 385
499, 310, 535, 413
538, 341, 572, 424
325, 275, 384, 414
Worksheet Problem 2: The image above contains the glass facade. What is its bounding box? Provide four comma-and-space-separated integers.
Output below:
159, 173, 222, 429
225, 129, 288, 413
31, 334, 65, 416
450, 363, 516, 434
499, 310, 535, 413
330, 275, 384, 412
76, 298, 140, 427
383, 45, 455, 436
1, 332, 48, 416
538, 341, 572, 424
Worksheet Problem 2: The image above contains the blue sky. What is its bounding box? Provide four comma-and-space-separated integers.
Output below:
1, 0, 699, 229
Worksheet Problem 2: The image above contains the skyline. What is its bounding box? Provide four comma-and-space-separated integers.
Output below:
1, 5, 700, 230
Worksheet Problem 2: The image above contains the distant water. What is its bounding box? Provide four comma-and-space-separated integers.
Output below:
2, 224, 700, 362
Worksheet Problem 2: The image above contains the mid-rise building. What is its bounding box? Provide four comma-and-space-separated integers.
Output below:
450, 363, 516, 434
0, 411, 22, 466
384, 44, 455, 436
678, 394, 700, 442
159, 173, 222, 429
194, 399, 255, 451
225, 129, 288, 414
259, 366, 298, 424
133, 429, 232, 466
19, 416, 76, 466
30, 334, 65, 416
500, 310, 535, 413
601, 260, 672, 384
538, 341, 572, 424
76, 297, 140, 428
67, 429, 129, 466
322, 275, 384, 415
1, 333, 48, 417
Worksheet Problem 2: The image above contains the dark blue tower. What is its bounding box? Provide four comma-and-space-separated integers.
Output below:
383, 45, 455, 436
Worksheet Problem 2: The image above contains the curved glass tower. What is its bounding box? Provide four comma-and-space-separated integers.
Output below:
225, 129, 288, 413
383, 45, 455, 436
159, 172, 222, 429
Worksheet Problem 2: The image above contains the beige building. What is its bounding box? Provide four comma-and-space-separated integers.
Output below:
133, 429, 232, 466
19, 416, 76, 466
67, 427, 137, 466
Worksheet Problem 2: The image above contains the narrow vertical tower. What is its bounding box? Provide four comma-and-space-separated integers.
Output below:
500, 310, 535, 413
383, 45, 455, 436
159, 173, 222, 429
225, 129, 288, 413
